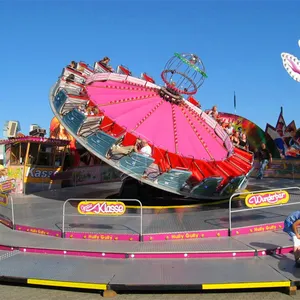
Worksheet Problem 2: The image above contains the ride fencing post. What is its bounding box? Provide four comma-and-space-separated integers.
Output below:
228, 187, 300, 236
0, 179, 16, 230
62, 198, 143, 241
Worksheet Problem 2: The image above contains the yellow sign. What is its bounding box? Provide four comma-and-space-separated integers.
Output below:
0, 193, 8, 206
77, 201, 126, 216
0, 179, 15, 193
245, 191, 289, 208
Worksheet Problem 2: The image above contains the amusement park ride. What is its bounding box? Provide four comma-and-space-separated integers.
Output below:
49, 53, 254, 200
0, 47, 299, 297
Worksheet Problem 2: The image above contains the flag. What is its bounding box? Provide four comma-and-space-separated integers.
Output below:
234, 92, 236, 112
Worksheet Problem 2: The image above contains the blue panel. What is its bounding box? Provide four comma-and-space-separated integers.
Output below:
119, 153, 155, 177
191, 177, 223, 197
62, 109, 86, 134
157, 169, 192, 191
53, 90, 67, 112
220, 176, 245, 196
86, 131, 118, 157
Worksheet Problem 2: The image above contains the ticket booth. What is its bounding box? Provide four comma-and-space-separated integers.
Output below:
0, 137, 70, 194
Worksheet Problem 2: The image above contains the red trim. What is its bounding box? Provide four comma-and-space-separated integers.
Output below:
218, 160, 241, 177
118, 65, 132, 75
228, 155, 251, 173
0, 137, 70, 146
121, 132, 137, 146
96, 62, 113, 73
142, 73, 155, 83
78, 61, 94, 73
65, 67, 87, 78
152, 147, 170, 172
165, 152, 189, 170
233, 147, 253, 163
108, 123, 126, 137
67, 94, 90, 101
99, 117, 115, 132
187, 96, 200, 107
61, 77, 85, 88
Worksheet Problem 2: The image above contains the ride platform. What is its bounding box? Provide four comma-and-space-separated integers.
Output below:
0, 178, 299, 296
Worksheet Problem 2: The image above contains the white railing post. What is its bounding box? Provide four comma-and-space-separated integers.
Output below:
228, 193, 235, 236
10, 195, 15, 229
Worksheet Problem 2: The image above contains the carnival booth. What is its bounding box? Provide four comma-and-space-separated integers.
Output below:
0, 136, 69, 194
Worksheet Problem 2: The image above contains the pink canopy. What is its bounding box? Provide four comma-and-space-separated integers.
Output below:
87, 80, 228, 161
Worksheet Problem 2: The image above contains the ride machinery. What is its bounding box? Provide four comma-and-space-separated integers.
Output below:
49, 53, 254, 200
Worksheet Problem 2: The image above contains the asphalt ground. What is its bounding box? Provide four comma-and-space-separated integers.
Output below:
0, 284, 298, 300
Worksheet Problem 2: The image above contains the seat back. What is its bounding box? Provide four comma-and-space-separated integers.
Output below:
191, 177, 223, 197
119, 153, 154, 177
219, 175, 246, 196
156, 169, 192, 191
53, 90, 68, 112
86, 131, 118, 157
78, 116, 104, 138
62, 109, 86, 134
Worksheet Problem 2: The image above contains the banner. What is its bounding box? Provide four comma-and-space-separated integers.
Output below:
77, 201, 126, 216
24, 166, 61, 183
245, 190, 289, 208
265, 109, 300, 159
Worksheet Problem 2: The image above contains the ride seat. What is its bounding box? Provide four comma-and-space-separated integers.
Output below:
62, 109, 86, 134
119, 153, 154, 177
86, 131, 118, 157
53, 90, 68, 113
78, 115, 104, 138
156, 168, 192, 191
60, 95, 89, 116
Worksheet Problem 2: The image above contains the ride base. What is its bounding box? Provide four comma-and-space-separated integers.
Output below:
0, 178, 299, 296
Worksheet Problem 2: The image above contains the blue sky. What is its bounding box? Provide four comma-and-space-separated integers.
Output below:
1, 0, 299, 138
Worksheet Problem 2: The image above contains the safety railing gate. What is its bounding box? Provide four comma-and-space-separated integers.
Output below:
0, 179, 16, 229
62, 198, 143, 240
228, 186, 300, 235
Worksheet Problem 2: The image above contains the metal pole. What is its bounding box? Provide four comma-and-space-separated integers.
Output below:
10, 195, 15, 229
139, 200, 143, 241
62, 199, 69, 238
228, 194, 236, 236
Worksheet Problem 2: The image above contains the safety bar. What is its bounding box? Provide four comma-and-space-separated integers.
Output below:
62, 198, 143, 240
228, 186, 300, 235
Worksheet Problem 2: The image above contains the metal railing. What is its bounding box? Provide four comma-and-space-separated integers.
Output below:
228, 186, 300, 235
62, 198, 143, 240
8, 194, 15, 228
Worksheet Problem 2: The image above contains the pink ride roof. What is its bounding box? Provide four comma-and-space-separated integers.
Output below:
86, 78, 227, 161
